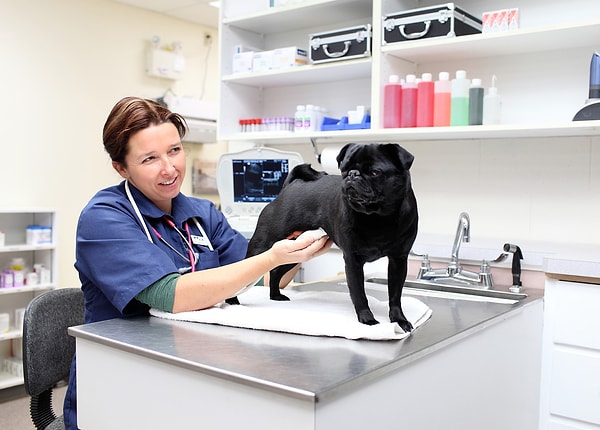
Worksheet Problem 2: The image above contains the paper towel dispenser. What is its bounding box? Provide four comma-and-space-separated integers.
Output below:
164, 95, 218, 143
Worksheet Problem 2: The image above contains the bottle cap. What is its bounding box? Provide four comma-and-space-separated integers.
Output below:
405, 74, 416, 83
471, 78, 482, 87
421, 73, 432, 82
439, 71, 450, 80
389, 74, 399, 83
456, 70, 467, 79
296, 105, 304, 110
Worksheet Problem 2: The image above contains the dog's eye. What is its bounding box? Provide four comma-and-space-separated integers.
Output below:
370, 168, 383, 176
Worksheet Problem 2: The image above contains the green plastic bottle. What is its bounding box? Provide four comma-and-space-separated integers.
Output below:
450, 70, 470, 126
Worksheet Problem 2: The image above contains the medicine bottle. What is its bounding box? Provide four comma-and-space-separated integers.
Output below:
450, 70, 470, 126
468, 78, 484, 125
433, 72, 451, 126
400, 74, 417, 127
417, 73, 434, 127
383, 75, 402, 128
303, 104, 313, 131
294, 105, 305, 132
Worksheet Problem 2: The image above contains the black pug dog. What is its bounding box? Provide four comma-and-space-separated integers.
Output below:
229, 142, 418, 332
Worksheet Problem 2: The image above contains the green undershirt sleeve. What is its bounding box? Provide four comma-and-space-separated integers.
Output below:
135, 273, 179, 312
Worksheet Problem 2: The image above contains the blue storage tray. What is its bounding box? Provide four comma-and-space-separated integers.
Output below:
320, 115, 371, 131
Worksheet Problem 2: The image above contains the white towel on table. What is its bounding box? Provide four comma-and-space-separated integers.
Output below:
150, 287, 432, 341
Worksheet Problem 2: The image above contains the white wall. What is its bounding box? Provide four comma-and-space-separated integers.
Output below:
0, 0, 220, 289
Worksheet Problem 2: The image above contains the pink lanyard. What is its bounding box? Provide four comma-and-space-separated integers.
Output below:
151, 217, 197, 272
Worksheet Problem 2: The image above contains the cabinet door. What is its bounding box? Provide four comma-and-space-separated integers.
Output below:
549, 349, 600, 425
552, 280, 600, 350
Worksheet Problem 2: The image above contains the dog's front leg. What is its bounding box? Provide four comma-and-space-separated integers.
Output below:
345, 255, 378, 325
388, 255, 413, 332
268, 264, 298, 301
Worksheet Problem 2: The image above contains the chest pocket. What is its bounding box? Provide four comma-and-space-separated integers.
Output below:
194, 249, 220, 270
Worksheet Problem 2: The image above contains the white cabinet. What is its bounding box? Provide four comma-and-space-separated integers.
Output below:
0, 209, 57, 390
539, 278, 600, 429
218, 0, 600, 145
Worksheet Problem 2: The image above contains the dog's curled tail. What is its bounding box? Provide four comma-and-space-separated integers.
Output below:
284, 163, 327, 186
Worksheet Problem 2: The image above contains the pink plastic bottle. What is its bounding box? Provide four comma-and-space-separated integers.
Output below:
433, 72, 451, 126
416, 73, 434, 127
383, 75, 402, 128
400, 74, 417, 128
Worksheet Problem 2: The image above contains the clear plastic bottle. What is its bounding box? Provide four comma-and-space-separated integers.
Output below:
294, 105, 305, 132
417, 72, 434, 127
468, 78, 484, 125
450, 70, 470, 126
433, 72, 451, 126
483, 75, 502, 125
383, 74, 402, 128
400, 74, 417, 127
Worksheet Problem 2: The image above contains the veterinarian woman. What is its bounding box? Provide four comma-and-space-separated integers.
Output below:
63, 96, 331, 429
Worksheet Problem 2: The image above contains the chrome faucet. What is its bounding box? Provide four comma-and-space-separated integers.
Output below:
416, 212, 502, 289
448, 212, 470, 276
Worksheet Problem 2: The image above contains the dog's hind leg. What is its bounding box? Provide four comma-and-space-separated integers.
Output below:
388, 255, 413, 332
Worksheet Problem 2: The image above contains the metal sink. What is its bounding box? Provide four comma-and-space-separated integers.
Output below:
365, 277, 528, 302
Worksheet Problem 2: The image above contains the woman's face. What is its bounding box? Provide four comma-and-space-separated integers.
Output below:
113, 122, 186, 213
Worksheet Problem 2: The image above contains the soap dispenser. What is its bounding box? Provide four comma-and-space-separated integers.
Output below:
483, 75, 502, 125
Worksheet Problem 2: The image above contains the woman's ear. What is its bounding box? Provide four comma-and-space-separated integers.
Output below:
112, 161, 128, 179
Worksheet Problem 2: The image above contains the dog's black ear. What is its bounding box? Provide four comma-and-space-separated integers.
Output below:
383, 143, 414, 170
336, 143, 359, 168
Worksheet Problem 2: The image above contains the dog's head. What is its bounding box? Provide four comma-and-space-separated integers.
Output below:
336, 143, 414, 215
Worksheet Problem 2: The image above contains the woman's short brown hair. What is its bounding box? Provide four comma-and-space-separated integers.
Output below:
103, 97, 188, 164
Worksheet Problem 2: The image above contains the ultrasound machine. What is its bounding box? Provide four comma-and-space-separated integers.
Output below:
216, 147, 304, 239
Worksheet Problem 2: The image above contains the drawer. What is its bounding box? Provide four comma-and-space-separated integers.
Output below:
549, 349, 600, 425
553, 280, 600, 350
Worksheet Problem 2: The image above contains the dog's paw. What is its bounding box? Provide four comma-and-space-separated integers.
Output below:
390, 307, 413, 332
357, 310, 379, 326
270, 292, 290, 301
225, 297, 240, 305
393, 318, 413, 333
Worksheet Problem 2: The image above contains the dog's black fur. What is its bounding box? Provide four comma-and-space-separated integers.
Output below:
229, 143, 418, 332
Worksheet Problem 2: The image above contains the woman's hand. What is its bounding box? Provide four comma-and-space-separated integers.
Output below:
269, 234, 332, 267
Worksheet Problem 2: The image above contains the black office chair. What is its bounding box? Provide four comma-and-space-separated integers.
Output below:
22, 288, 84, 430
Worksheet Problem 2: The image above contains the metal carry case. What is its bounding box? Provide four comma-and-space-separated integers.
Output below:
382, 3, 481, 45
310, 24, 372, 64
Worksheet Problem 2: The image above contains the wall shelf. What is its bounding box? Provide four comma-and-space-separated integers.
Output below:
382, 20, 600, 63
0, 209, 57, 391
222, 0, 371, 33
223, 58, 371, 88
223, 120, 600, 145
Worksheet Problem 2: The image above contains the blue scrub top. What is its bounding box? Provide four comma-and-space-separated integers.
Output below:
65, 181, 248, 429
75, 180, 248, 324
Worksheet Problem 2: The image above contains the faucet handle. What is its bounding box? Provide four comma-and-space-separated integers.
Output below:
416, 254, 431, 279
479, 260, 493, 289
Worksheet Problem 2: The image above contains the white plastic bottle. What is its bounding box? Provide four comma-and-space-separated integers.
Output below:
450, 70, 470, 126
304, 104, 315, 131
483, 75, 502, 125
294, 105, 305, 132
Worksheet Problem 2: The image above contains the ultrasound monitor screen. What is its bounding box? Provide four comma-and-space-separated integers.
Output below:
232, 159, 289, 203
